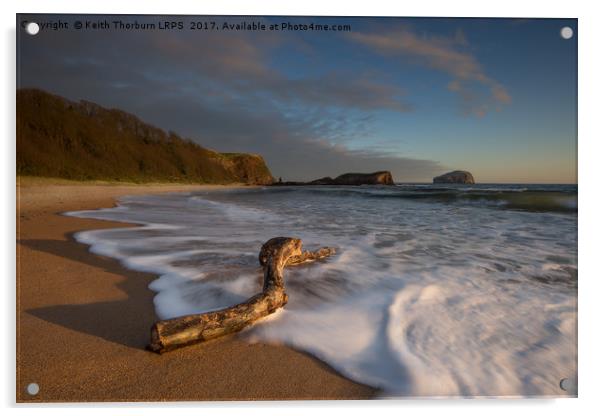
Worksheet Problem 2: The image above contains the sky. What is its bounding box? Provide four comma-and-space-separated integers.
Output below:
18, 15, 577, 183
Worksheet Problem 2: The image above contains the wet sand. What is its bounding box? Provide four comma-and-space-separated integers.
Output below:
16, 178, 377, 402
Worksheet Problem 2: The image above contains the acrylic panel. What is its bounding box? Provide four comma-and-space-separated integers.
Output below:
16, 14, 577, 401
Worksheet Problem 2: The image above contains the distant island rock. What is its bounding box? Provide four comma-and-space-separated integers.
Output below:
275, 171, 395, 186
329, 171, 394, 185
17, 88, 274, 185
433, 170, 475, 184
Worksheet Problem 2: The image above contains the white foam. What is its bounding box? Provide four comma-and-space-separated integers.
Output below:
386, 280, 577, 397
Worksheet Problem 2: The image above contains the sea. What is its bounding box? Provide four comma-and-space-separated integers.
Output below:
65, 183, 577, 398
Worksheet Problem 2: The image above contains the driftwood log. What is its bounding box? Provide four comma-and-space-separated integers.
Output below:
148, 237, 336, 353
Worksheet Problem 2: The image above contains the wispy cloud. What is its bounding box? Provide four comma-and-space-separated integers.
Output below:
348, 29, 511, 116
151, 29, 412, 113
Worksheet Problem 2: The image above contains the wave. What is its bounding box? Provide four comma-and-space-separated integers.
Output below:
369, 190, 577, 213
264, 185, 577, 213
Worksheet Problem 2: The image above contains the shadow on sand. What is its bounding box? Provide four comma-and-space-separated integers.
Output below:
22, 233, 157, 350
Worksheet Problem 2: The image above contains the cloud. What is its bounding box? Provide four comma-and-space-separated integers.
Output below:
136, 93, 443, 181
348, 29, 511, 116
145, 28, 412, 113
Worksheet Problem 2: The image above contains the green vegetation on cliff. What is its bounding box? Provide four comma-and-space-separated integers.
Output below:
17, 89, 274, 185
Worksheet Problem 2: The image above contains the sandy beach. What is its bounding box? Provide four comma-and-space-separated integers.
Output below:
16, 178, 376, 402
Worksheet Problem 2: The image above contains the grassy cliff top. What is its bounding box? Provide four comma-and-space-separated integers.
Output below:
17, 89, 274, 185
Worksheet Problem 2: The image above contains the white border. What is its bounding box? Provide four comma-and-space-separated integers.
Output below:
3, 1, 601, 415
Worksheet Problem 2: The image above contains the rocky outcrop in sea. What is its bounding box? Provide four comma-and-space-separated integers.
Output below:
433, 170, 475, 184
275, 171, 395, 186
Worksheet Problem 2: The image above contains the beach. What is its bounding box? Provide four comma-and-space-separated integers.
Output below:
16, 178, 376, 402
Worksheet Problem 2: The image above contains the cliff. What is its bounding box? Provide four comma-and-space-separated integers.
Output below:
16, 89, 274, 185
218, 153, 274, 185
433, 170, 475, 184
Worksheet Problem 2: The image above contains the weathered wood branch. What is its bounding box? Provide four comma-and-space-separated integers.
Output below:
286, 246, 336, 267
148, 237, 335, 353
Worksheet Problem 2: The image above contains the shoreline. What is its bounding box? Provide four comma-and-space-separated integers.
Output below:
16, 179, 377, 402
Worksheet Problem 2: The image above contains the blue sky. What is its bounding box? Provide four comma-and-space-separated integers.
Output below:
19, 15, 577, 183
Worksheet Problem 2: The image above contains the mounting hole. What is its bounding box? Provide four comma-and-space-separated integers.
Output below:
25, 22, 40, 36
559, 378, 576, 393
560, 26, 573, 40
26, 382, 39, 396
